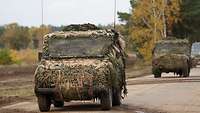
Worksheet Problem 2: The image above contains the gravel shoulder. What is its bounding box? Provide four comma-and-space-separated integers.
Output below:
0, 65, 164, 113
1, 66, 199, 113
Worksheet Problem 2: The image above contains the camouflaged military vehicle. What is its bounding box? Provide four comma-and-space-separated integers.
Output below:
34, 24, 127, 112
152, 39, 191, 78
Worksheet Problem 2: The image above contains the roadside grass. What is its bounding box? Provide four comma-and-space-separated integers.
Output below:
0, 85, 34, 97
126, 59, 152, 78
10, 49, 38, 65
0, 49, 38, 66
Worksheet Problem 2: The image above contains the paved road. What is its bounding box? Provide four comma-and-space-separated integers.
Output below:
1, 68, 200, 113
126, 67, 200, 113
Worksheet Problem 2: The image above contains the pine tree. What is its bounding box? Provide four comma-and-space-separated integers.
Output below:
173, 0, 200, 43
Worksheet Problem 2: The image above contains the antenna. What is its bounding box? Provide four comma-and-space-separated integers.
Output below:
41, 0, 44, 26
114, 0, 117, 29
41, 0, 44, 50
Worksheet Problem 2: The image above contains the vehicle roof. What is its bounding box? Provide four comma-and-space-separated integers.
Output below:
156, 39, 189, 45
43, 29, 116, 42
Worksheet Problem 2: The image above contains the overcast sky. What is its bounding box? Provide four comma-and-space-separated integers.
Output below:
0, 0, 130, 26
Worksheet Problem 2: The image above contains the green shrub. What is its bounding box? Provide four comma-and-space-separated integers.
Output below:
10, 49, 37, 65
0, 49, 13, 65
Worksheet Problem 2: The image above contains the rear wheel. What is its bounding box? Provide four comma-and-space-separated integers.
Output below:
178, 70, 183, 77
37, 95, 51, 112
153, 68, 161, 78
101, 89, 112, 110
53, 100, 64, 108
154, 73, 161, 78
112, 88, 121, 106
183, 67, 190, 77
188, 64, 191, 77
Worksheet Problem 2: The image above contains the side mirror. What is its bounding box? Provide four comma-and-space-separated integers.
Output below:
38, 52, 43, 62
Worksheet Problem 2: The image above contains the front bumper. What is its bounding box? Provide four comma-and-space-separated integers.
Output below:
35, 88, 57, 95
35, 84, 108, 101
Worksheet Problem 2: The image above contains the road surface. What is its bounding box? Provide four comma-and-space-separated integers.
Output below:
126, 67, 200, 113
1, 67, 200, 113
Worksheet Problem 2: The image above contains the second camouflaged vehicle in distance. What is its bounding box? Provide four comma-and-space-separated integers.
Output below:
34, 24, 127, 112
152, 39, 191, 78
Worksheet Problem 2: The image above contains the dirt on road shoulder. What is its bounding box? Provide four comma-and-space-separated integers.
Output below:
0, 65, 36, 81
0, 65, 167, 113
0, 66, 36, 107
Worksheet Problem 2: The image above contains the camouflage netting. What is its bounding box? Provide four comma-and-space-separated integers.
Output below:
42, 30, 116, 57
154, 39, 190, 57
35, 27, 127, 100
35, 59, 117, 100
62, 23, 99, 31
153, 54, 189, 70
153, 39, 191, 70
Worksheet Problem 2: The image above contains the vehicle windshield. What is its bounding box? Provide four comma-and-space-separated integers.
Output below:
47, 37, 112, 57
154, 42, 190, 55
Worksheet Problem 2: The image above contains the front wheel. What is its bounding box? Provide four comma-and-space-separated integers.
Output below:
37, 95, 51, 112
183, 67, 190, 77
53, 100, 64, 108
153, 68, 162, 78
101, 89, 112, 110
112, 88, 121, 106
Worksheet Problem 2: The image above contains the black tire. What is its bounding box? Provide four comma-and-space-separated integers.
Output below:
37, 95, 51, 112
179, 70, 183, 77
188, 68, 191, 76
53, 100, 64, 108
153, 68, 161, 78
183, 67, 190, 77
101, 89, 112, 110
154, 71, 162, 78
188, 64, 191, 77
154, 73, 161, 78
112, 88, 121, 106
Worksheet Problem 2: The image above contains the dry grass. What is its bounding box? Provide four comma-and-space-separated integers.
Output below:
0, 85, 34, 97
10, 49, 38, 65
126, 59, 152, 78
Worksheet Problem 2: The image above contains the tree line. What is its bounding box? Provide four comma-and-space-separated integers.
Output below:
118, 0, 200, 61
1, 0, 200, 63
0, 23, 65, 65
0, 23, 62, 50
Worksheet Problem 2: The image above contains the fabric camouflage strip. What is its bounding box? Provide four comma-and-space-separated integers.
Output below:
43, 30, 115, 56
35, 29, 127, 100
153, 39, 191, 73
153, 54, 189, 70
154, 39, 190, 57
35, 58, 119, 100
62, 23, 99, 31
